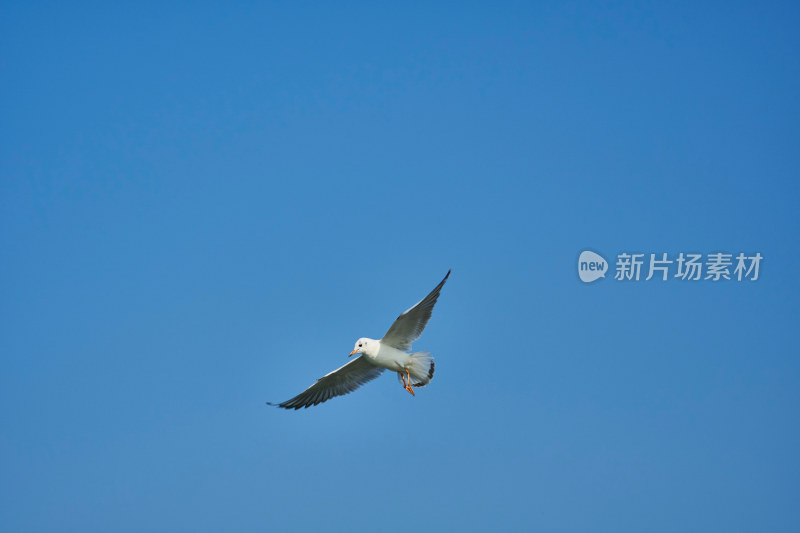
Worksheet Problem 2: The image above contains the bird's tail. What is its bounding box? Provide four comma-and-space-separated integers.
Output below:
403, 351, 435, 387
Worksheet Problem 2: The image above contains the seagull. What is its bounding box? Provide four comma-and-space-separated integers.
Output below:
268, 270, 450, 410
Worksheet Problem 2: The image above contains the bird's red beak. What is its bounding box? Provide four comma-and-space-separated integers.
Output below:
349, 350, 358, 357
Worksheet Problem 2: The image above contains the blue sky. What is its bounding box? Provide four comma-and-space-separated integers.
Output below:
1, 2, 798, 531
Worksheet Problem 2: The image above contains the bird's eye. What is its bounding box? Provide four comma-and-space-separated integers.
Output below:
358, 344, 362, 347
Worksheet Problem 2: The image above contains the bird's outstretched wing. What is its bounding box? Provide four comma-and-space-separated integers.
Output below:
268, 356, 384, 410
381, 270, 450, 351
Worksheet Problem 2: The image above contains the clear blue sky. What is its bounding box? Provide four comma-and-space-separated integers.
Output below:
1, 2, 798, 531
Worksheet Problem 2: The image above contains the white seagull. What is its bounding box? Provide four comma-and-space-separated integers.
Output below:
268, 270, 450, 409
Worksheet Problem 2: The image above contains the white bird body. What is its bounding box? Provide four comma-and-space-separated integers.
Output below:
358, 338, 408, 372
269, 270, 450, 409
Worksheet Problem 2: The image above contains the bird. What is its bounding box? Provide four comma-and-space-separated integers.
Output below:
268, 270, 450, 410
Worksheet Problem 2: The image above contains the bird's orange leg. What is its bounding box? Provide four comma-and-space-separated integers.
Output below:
404, 369, 415, 396
398, 371, 412, 394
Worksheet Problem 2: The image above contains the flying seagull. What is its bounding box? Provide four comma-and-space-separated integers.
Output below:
268, 270, 450, 409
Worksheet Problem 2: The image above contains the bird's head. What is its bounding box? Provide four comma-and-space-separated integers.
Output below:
349, 338, 374, 357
